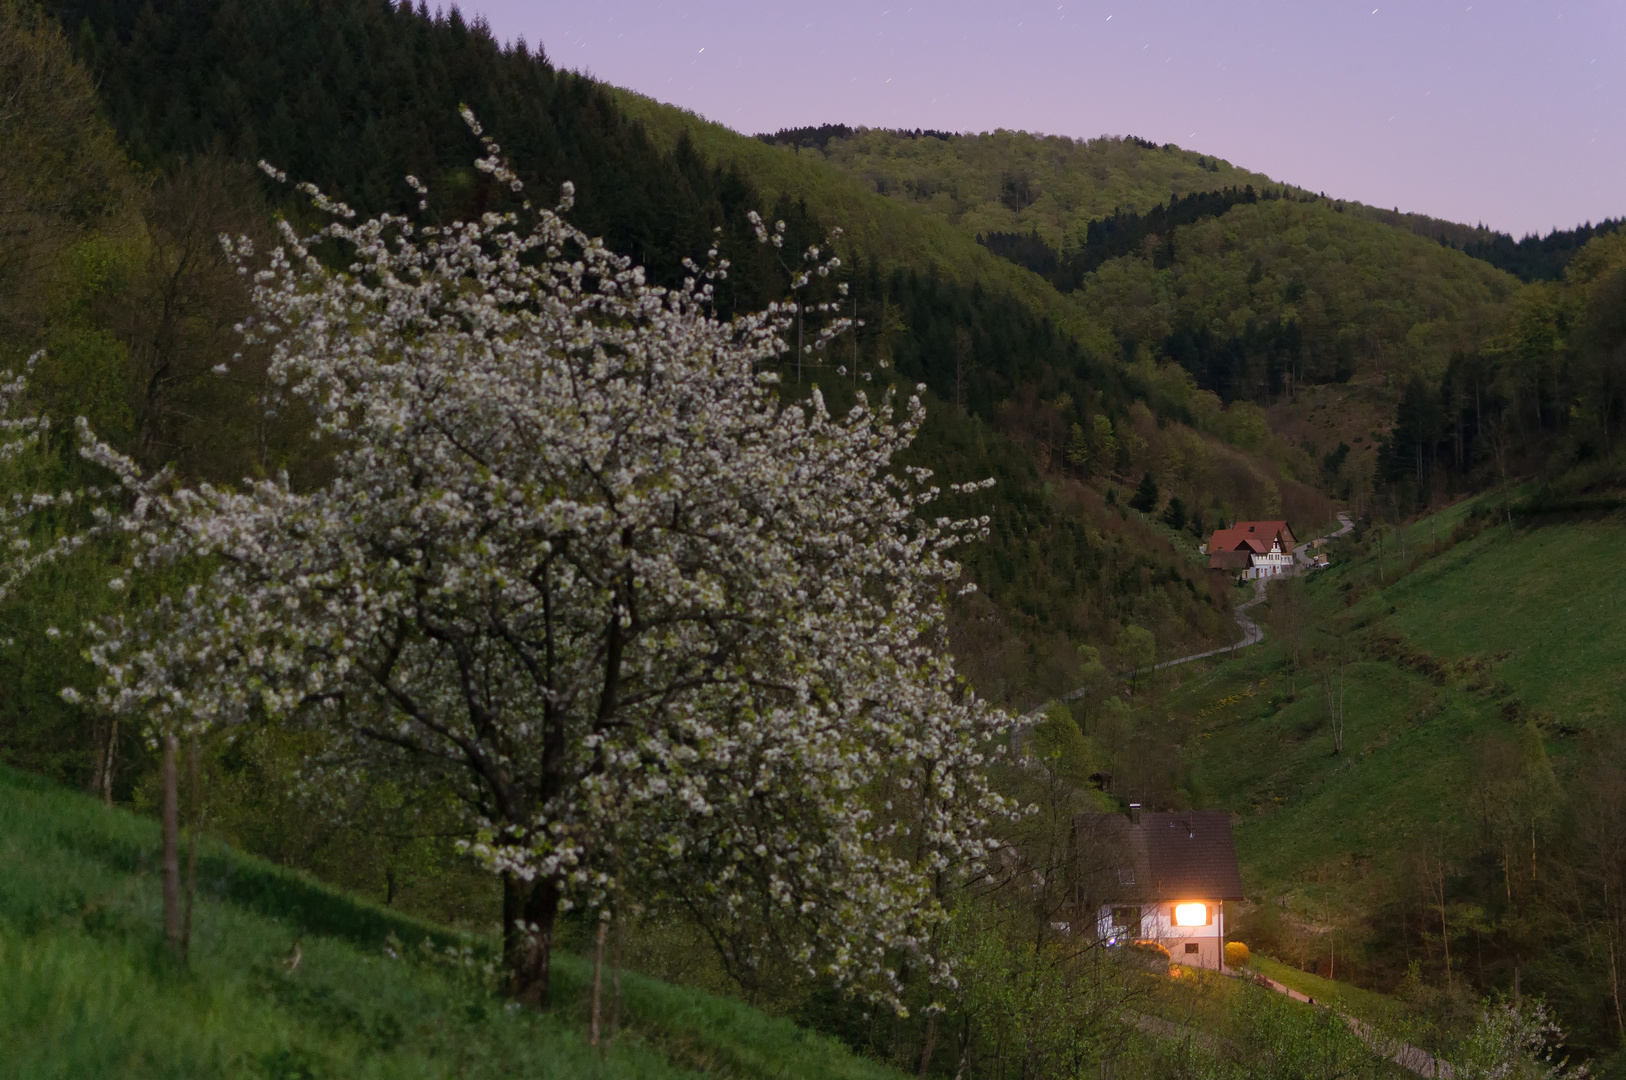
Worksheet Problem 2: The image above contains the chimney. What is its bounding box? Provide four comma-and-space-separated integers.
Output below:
1129, 803, 1141, 825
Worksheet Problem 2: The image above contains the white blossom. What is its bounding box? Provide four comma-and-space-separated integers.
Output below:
79, 117, 1013, 1009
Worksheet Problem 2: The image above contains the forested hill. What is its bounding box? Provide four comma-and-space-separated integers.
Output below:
14, 0, 1334, 716
789, 127, 1529, 500
52, 0, 789, 299
800, 125, 1282, 250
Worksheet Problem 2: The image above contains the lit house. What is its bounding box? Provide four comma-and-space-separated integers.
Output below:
1205, 521, 1296, 580
1073, 806, 1245, 970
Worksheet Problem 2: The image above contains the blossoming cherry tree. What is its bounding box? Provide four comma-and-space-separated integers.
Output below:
79, 117, 1012, 1007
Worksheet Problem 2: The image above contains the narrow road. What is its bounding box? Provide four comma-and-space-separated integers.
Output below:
1144, 512, 1354, 675
1148, 577, 1267, 672
1019, 513, 1355, 720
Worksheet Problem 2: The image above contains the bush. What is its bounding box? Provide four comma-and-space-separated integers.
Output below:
1224, 941, 1251, 968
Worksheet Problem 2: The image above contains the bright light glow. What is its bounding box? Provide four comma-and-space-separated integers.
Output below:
1174, 903, 1208, 927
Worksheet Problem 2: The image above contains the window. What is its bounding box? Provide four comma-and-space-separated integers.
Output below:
1184, 943, 1200, 954
1117, 867, 1135, 886
1111, 907, 1140, 930
1174, 903, 1208, 927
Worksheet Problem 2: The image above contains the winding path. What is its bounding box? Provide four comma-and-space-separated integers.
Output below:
1020, 514, 1354, 720
1144, 512, 1355, 675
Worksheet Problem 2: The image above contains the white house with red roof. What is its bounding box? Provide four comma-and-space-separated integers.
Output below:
1204, 520, 1296, 580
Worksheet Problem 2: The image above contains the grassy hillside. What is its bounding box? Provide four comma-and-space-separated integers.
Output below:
0, 764, 906, 1080
1152, 496, 1626, 1060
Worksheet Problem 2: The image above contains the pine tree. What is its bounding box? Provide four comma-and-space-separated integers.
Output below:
1128, 471, 1159, 513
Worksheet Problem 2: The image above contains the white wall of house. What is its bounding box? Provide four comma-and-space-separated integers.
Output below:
1097, 901, 1227, 970
1243, 539, 1295, 580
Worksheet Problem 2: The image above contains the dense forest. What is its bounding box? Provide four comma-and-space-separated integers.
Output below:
1377, 229, 1626, 511
1455, 217, 1626, 283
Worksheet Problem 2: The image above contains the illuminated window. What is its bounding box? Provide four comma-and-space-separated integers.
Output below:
1174, 903, 1208, 927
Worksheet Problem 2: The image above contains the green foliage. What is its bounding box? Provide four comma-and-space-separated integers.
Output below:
1089, 198, 1519, 403
1031, 703, 1105, 789
1164, 496, 1626, 1058
1115, 624, 1156, 675
981, 184, 1287, 291
1377, 229, 1626, 512
1455, 217, 1626, 283
0, 765, 906, 1080
1129, 975, 1388, 1080
0, 0, 133, 322
807, 127, 1278, 252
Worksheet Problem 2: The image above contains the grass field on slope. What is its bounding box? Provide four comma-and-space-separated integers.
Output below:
0, 766, 904, 1080
1383, 514, 1626, 730
1167, 496, 1626, 906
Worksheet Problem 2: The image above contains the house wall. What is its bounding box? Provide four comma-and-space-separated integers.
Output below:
1243, 540, 1296, 580
1097, 901, 1227, 970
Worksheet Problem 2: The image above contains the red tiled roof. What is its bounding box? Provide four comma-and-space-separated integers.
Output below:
1207, 521, 1295, 561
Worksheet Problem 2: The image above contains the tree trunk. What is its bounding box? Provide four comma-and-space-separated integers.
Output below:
610, 912, 624, 1044
503, 872, 561, 1006
96, 714, 118, 806
918, 1011, 939, 1078
590, 920, 607, 1047
161, 733, 182, 956
1608, 933, 1623, 1039
183, 736, 200, 960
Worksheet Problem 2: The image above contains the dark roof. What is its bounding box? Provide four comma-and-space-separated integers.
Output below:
1074, 811, 1245, 901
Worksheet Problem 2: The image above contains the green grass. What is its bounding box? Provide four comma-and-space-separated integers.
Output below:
1246, 955, 1397, 1022
0, 766, 904, 1080
1384, 513, 1626, 729
1163, 496, 1626, 942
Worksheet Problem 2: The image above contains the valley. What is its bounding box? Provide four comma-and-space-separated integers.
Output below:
0, 0, 1622, 1076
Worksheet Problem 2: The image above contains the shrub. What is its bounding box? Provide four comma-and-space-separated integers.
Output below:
1224, 941, 1251, 968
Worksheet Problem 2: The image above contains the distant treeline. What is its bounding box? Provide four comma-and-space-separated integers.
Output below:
1376, 230, 1626, 510
52, 0, 826, 297
979, 185, 1290, 291
1451, 218, 1625, 283
755, 124, 955, 151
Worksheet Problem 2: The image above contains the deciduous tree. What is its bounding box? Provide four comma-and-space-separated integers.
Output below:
77, 119, 1013, 1009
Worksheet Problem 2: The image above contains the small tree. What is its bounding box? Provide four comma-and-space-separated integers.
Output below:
1453, 1000, 1590, 1080
1115, 624, 1156, 691
1128, 471, 1159, 513
1092, 414, 1118, 467
78, 118, 1012, 1009
1064, 421, 1089, 473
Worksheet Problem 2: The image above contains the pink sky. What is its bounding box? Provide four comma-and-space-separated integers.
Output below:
466, 1, 1624, 238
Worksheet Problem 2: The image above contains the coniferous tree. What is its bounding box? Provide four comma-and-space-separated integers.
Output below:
1128, 471, 1159, 513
